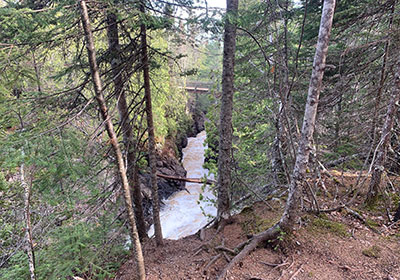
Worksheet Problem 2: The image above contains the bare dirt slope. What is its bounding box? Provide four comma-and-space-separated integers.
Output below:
115, 172, 400, 280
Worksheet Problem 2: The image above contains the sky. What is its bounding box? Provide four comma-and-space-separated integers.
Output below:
205, 0, 301, 9
207, 0, 227, 9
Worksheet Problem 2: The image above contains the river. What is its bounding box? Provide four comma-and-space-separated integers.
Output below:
148, 130, 216, 240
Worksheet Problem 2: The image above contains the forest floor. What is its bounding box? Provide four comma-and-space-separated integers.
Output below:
115, 171, 400, 280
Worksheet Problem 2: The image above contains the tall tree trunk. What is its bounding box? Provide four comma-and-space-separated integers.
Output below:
22, 155, 36, 280
217, 0, 239, 227
279, 0, 335, 233
140, 2, 163, 246
334, 94, 342, 149
106, 11, 147, 240
365, 56, 400, 206
79, 1, 146, 278
370, 2, 395, 147
272, 0, 293, 185
218, 1, 335, 277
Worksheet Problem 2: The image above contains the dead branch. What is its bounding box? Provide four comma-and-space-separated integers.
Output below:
324, 154, 361, 168
260, 260, 289, 268
288, 264, 303, 280
192, 243, 210, 257
199, 228, 206, 241
306, 181, 320, 213
215, 245, 236, 255
234, 175, 273, 210
156, 173, 216, 185
204, 253, 222, 273
344, 206, 366, 223
222, 252, 231, 262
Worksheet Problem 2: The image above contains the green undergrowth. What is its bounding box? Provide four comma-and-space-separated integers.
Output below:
364, 194, 384, 212
239, 206, 278, 235
309, 214, 350, 238
362, 245, 381, 258
365, 217, 380, 229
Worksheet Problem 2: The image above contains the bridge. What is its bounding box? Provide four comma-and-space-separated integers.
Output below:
182, 81, 215, 94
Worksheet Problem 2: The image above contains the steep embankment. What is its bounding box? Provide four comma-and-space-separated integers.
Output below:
116, 172, 400, 280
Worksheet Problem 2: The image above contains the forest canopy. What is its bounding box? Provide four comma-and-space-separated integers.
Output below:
1, 0, 400, 279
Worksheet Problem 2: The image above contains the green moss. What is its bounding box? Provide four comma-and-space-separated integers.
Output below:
389, 193, 400, 208
365, 218, 380, 229
362, 245, 381, 258
240, 207, 277, 235
364, 194, 385, 212
310, 215, 350, 237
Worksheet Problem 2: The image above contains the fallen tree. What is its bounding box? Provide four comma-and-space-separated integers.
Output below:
156, 173, 216, 185
217, 0, 336, 278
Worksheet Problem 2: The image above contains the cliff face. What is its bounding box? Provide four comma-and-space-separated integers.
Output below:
139, 137, 187, 225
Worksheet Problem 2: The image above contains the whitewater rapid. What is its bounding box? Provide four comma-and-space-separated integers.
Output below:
148, 130, 216, 240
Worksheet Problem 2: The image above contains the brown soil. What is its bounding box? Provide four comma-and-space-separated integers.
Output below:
115, 172, 400, 280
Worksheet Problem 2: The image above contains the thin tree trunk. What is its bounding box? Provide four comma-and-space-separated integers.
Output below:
22, 155, 36, 280
140, 2, 163, 246
334, 94, 342, 149
272, 0, 292, 184
218, 0, 336, 277
217, 0, 239, 227
32, 50, 42, 93
79, 1, 146, 278
365, 56, 400, 206
370, 2, 395, 147
279, 0, 335, 233
271, 115, 287, 184
106, 11, 147, 240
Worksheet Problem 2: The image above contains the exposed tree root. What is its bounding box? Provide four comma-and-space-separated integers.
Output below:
260, 257, 290, 269
222, 252, 231, 262
203, 253, 222, 274
217, 224, 280, 279
288, 264, 303, 280
215, 245, 236, 255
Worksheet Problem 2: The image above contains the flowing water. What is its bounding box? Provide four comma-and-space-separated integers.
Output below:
148, 131, 216, 240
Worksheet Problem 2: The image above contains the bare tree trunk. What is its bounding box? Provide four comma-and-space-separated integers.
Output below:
140, 2, 163, 246
79, 1, 146, 278
271, 114, 287, 184
334, 94, 342, 149
365, 56, 400, 206
106, 11, 147, 240
217, 0, 239, 227
279, 0, 336, 233
21, 155, 36, 280
32, 50, 42, 93
272, 1, 292, 184
218, 0, 336, 277
370, 2, 395, 147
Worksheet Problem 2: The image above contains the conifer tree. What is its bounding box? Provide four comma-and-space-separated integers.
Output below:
106, 8, 147, 240
217, 0, 239, 228
79, 0, 146, 278
140, 1, 163, 246
218, 0, 336, 277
